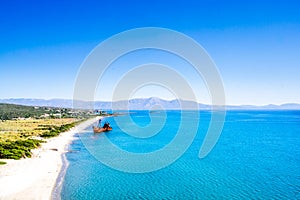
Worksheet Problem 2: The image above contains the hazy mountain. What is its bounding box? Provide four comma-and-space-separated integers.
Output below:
225, 103, 300, 110
0, 98, 74, 108
0, 98, 299, 110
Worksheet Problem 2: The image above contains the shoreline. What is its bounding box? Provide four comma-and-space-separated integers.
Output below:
0, 117, 101, 200
51, 138, 72, 200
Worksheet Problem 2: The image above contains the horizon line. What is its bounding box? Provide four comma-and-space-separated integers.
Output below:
1, 97, 299, 107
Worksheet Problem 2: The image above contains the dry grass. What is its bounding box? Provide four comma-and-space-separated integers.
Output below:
0, 118, 79, 142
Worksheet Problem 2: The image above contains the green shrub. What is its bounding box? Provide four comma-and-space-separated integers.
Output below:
0, 139, 43, 159
40, 123, 75, 138
0, 161, 6, 165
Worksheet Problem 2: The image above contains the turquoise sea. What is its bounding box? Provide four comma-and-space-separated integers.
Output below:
60, 110, 300, 199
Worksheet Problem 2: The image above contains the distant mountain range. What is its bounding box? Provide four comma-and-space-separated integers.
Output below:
0, 98, 299, 110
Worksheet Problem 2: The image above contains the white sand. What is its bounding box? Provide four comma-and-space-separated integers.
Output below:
0, 117, 101, 200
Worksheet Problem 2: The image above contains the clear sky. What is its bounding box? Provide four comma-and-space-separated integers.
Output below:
0, 0, 299, 105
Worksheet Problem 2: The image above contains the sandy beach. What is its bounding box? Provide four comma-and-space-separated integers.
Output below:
0, 117, 100, 200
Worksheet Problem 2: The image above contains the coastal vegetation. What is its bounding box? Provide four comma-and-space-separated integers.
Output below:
0, 118, 80, 159
0, 139, 43, 159
0, 103, 98, 160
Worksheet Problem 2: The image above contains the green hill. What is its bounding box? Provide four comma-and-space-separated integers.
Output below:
0, 103, 47, 120
0, 103, 93, 120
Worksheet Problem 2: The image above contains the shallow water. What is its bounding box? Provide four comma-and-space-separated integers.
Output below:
61, 110, 300, 199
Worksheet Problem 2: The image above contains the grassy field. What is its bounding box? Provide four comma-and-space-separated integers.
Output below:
0, 118, 79, 142
0, 103, 96, 160
0, 118, 82, 159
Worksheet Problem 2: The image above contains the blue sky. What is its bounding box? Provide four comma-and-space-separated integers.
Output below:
0, 0, 299, 105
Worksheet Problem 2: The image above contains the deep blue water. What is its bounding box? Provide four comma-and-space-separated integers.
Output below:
61, 110, 300, 199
